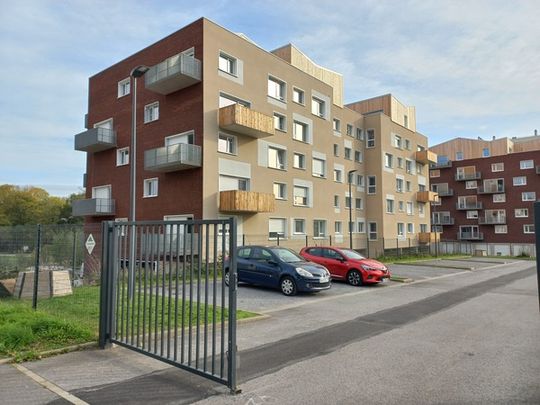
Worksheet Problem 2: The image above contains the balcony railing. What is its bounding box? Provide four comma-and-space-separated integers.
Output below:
432, 217, 454, 225
478, 216, 506, 225
145, 53, 201, 95
477, 185, 505, 194
219, 104, 275, 138
455, 172, 481, 181
74, 127, 116, 152
219, 190, 275, 213
418, 232, 440, 244
456, 202, 483, 210
144, 143, 202, 172
458, 232, 484, 240
72, 198, 115, 216
416, 190, 438, 203
433, 160, 452, 169
436, 188, 454, 197
415, 150, 437, 164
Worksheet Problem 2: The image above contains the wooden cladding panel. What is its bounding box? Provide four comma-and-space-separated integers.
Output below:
415, 150, 437, 164
418, 232, 440, 244
219, 104, 274, 138
416, 191, 438, 203
219, 190, 275, 213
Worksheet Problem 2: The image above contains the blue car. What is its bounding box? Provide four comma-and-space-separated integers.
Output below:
224, 246, 331, 296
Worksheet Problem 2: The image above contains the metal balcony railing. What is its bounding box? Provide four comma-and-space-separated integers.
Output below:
144, 143, 202, 172
477, 185, 505, 194
432, 217, 454, 225
455, 172, 481, 181
436, 188, 454, 197
145, 53, 201, 94
478, 216, 506, 225
456, 202, 483, 210
72, 198, 115, 216
74, 127, 116, 152
458, 232, 484, 240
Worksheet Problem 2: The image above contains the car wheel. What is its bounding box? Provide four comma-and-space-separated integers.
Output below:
280, 276, 297, 296
347, 269, 363, 286
224, 269, 230, 286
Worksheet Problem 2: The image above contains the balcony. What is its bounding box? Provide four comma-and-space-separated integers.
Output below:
418, 232, 440, 244
72, 198, 115, 216
455, 172, 481, 181
144, 143, 201, 172
219, 104, 275, 138
219, 190, 275, 213
477, 184, 505, 194
74, 127, 116, 152
478, 215, 506, 225
433, 160, 452, 169
416, 191, 438, 203
456, 202, 483, 210
458, 232, 484, 241
415, 150, 437, 164
432, 217, 454, 225
145, 53, 201, 95
436, 188, 454, 197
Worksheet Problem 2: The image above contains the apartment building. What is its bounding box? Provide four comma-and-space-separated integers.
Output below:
73, 18, 432, 254
429, 136, 540, 255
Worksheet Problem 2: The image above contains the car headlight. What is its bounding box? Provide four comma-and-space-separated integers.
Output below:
361, 264, 377, 271
296, 267, 315, 278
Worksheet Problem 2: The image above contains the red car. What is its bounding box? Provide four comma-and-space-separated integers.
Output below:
299, 246, 390, 286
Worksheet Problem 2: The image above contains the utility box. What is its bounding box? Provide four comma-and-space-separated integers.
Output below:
474, 249, 487, 257
13, 270, 72, 299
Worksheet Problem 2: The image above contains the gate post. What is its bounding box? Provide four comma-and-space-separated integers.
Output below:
99, 221, 115, 349
227, 217, 240, 393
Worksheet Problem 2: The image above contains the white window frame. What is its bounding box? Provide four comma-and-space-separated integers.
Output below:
144, 102, 159, 123
293, 186, 309, 207
494, 225, 508, 234
311, 97, 325, 117
366, 129, 375, 148
354, 151, 362, 163
385, 153, 393, 168
396, 222, 404, 237
344, 147, 352, 160
367, 176, 376, 194
513, 176, 527, 186
491, 163, 504, 172
333, 168, 343, 183
334, 221, 343, 235
218, 133, 237, 155
346, 124, 353, 137
293, 219, 306, 235
522, 191, 536, 201
293, 152, 306, 170
116, 147, 129, 166
356, 128, 364, 141
520, 160, 534, 169
273, 113, 287, 132
268, 76, 286, 101
143, 178, 158, 198
333, 118, 341, 133
465, 180, 478, 189
523, 224, 535, 234
273, 182, 286, 200
268, 146, 286, 170
394, 135, 402, 149
493, 193, 506, 203
293, 121, 308, 142
368, 222, 377, 240
218, 52, 237, 76
292, 87, 305, 105
515, 208, 529, 218
117, 78, 130, 98
313, 220, 327, 238
312, 157, 326, 178
466, 210, 479, 219
268, 218, 287, 239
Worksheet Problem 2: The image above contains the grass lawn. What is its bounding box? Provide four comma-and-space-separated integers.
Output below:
0, 285, 257, 361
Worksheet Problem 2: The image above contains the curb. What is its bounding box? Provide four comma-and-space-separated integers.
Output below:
389, 276, 414, 283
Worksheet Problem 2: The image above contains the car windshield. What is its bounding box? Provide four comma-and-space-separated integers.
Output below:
270, 248, 305, 263
340, 249, 366, 260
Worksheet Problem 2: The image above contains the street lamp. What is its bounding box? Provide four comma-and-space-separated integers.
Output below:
348, 169, 357, 249
128, 65, 149, 299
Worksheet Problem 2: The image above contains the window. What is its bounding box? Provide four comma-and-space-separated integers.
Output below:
333, 195, 339, 208
345, 196, 351, 209
406, 202, 413, 215
333, 169, 343, 183
494, 225, 507, 234
311, 97, 325, 117
405, 181, 411, 192
482, 147, 490, 157
293, 219, 305, 234
333, 118, 341, 132
398, 201, 404, 212
333, 144, 339, 157
466, 181, 477, 189
293, 153, 305, 169
397, 223, 405, 237
219, 175, 249, 191
218, 52, 237, 75
394, 135, 402, 149
268, 147, 286, 170
418, 203, 425, 215
274, 113, 286, 131
515, 208, 529, 218
416, 163, 425, 175
513, 176, 527, 186
386, 199, 394, 213
344, 147, 352, 160
366, 129, 375, 148
523, 224, 535, 234
466, 210, 479, 219
493, 194, 506, 203
269, 218, 286, 239
367, 176, 376, 194
116, 147, 129, 166
335, 221, 342, 234
313, 220, 327, 237
368, 222, 377, 240
456, 151, 464, 161
522, 191, 536, 201
356, 175, 364, 187
355, 198, 362, 210
407, 223, 414, 234
144, 102, 159, 123
356, 128, 364, 140
384, 153, 393, 168
354, 151, 362, 163
346, 124, 353, 137
293, 186, 308, 206
397, 157, 403, 168
143, 178, 158, 197
117, 78, 130, 98
273, 183, 286, 200
396, 178, 404, 193
293, 121, 308, 142
404, 139, 411, 150
312, 158, 326, 177
219, 93, 250, 108
491, 163, 504, 172
520, 160, 534, 169
218, 133, 236, 154
268, 76, 285, 101
405, 160, 413, 174
292, 88, 305, 104
430, 169, 441, 178
357, 221, 365, 233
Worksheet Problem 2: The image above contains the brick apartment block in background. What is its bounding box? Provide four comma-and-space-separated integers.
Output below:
429, 134, 540, 256
73, 17, 435, 255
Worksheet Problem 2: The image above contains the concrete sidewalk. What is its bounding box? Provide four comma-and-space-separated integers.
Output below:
0, 259, 535, 404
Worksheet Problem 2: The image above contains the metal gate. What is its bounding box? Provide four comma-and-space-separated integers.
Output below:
98, 218, 238, 392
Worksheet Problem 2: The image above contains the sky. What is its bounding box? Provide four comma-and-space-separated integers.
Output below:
0, 0, 538, 197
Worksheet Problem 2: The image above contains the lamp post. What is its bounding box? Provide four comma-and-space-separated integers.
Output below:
128, 65, 149, 299
348, 169, 357, 249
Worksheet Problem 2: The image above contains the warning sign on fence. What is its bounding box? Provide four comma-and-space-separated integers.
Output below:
85, 234, 96, 255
